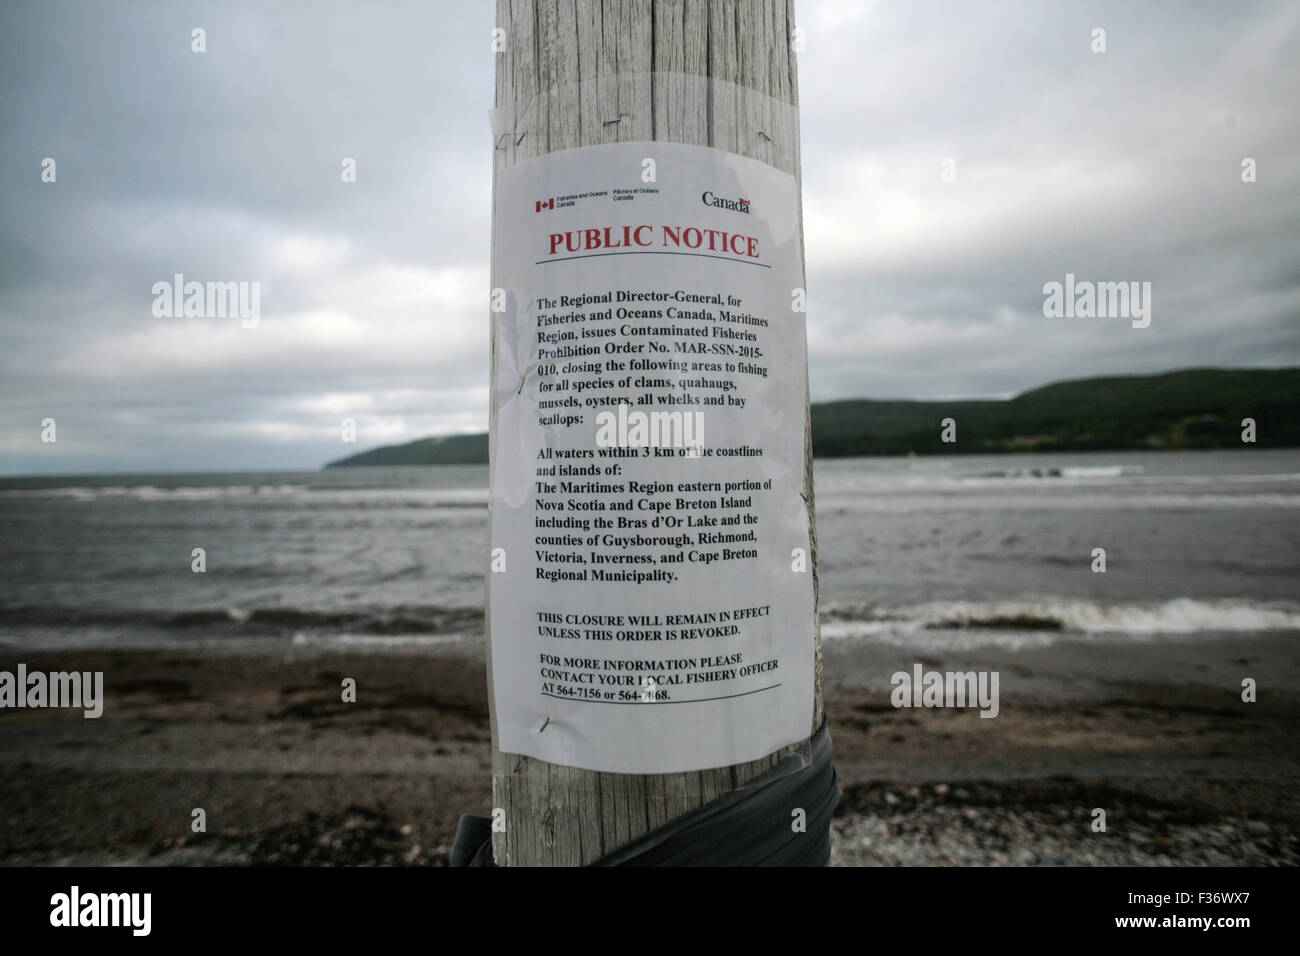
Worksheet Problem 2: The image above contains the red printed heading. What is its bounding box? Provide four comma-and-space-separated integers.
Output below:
547, 225, 760, 260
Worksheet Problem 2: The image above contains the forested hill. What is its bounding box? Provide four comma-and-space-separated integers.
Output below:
325, 433, 488, 467
323, 367, 1298, 467
811, 367, 1298, 455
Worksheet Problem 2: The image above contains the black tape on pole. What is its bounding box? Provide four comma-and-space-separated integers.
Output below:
451, 718, 838, 867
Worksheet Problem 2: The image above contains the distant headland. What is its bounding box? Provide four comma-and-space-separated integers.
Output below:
323, 367, 1299, 468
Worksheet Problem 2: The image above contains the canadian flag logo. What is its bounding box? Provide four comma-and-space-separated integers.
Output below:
535, 198, 554, 212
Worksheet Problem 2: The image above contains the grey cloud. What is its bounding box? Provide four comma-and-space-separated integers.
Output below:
1, 0, 1296, 474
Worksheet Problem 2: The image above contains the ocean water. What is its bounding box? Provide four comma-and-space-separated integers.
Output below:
0, 450, 1296, 653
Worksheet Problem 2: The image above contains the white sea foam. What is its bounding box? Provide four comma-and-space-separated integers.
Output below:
0, 485, 487, 507
820, 597, 1300, 648
816, 492, 1300, 512
289, 631, 470, 649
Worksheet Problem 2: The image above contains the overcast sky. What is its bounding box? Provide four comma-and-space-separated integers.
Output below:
2, 0, 1297, 475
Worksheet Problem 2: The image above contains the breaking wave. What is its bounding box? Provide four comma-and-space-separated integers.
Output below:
820, 597, 1300, 646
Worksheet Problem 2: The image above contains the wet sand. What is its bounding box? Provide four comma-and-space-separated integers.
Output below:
1, 636, 1296, 865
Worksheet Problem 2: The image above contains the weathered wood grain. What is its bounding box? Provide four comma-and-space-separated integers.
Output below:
488, 0, 820, 866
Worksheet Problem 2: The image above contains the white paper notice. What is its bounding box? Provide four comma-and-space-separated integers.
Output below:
489, 141, 813, 774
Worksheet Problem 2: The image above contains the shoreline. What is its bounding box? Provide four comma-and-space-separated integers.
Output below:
1, 642, 1296, 866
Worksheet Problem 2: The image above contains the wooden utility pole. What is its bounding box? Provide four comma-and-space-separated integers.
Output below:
487, 0, 821, 866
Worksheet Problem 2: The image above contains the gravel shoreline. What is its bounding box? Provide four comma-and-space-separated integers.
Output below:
831, 779, 1297, 867
2, 645, 1296, 866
